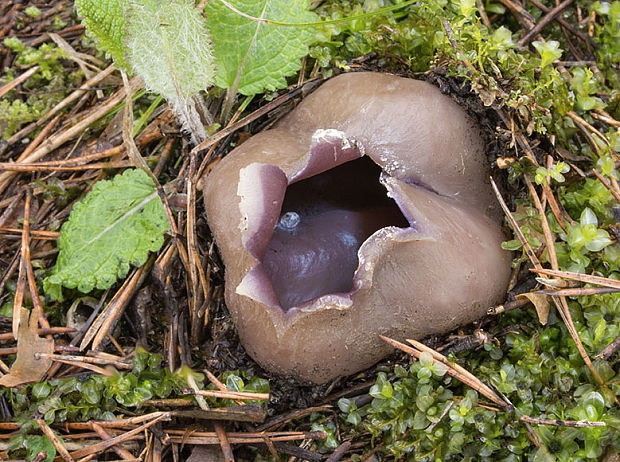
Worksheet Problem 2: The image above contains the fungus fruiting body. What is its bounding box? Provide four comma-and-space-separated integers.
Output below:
203, 72, 512, 384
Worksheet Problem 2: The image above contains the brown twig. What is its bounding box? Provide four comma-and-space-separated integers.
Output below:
80, 256, 155, 351
17, 145, 123, 167
0, 158, 159, 172
487, 297, 531, 315
530, 0, 595, 49
594, 336, 620, 361
91, 423, 136, 460
496, 0, 536, 28
54, 412, 171, 430
19, 115, 62, 160
262, 433, 282, 462
326, 441, 352, 462
0, 345, 77, 356
36, 353, 131, 369
214, 423, 235, 462
592, 110, 620, 127
591, 169, 620, 203
257, 405, 333, 432
69, 413, 169, 459
475, 0, 491, 28
170, 404, 267, 423
187, 151, 201, 344
36, 419, 75, 462
204, 369, 244, 405
152, 138, 175, 179
566, 111, 611, 154
0, 326, 75, 341
524, 177, 558, 270
44, 357, 115, 376
518, 0, 574, 47
490, 178, 543, 270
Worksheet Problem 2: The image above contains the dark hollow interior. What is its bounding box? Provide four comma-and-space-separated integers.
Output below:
262, 157, 409, 311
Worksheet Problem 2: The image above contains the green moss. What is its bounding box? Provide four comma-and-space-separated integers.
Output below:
0, 39, 76, 140
24, 6, 42, 18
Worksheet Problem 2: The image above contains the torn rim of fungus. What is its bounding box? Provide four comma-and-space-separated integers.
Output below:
235, 128, 425, 315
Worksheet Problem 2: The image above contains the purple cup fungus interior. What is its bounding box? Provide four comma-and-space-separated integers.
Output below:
265, 156, 409, 310
237, 131, 413, 312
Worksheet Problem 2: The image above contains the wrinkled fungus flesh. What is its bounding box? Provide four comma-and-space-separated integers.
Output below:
203, 72, 512, 384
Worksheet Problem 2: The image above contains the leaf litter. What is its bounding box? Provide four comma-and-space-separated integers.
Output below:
0, 307, 53, 387
0, 0, 618, 460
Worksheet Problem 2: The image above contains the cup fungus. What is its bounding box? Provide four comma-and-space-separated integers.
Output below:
203, 72, 512, 384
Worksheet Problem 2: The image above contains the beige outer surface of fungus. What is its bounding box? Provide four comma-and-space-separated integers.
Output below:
203, 72, 512, 384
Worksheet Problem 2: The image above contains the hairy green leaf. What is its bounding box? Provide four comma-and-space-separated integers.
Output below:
44, 169, 169, 301
126, 0, 215, 142
205, 0, 317, 95
74, 0, 128, 69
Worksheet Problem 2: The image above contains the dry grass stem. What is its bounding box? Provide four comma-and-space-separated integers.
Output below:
182, 388, 270, 401
68, 413, 169, 459
491, 178, 608, 391
37, 353, 131, 369
164, 429, 326, 445
591, 169, 620, 203
0, 326, 75, 341
0, 227, 59, 239
19, 115, 62, 160
214, 423, 235, 462
530, 268, 620, 289
0, 65, 39, 98
535, 287, 619, 296
490, 177, 543, 270
519, 415, 606, 427
594, 335, 620, 361
187, 152, 201, 343
91, 422, 137, 460
80, 258, 154, 351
